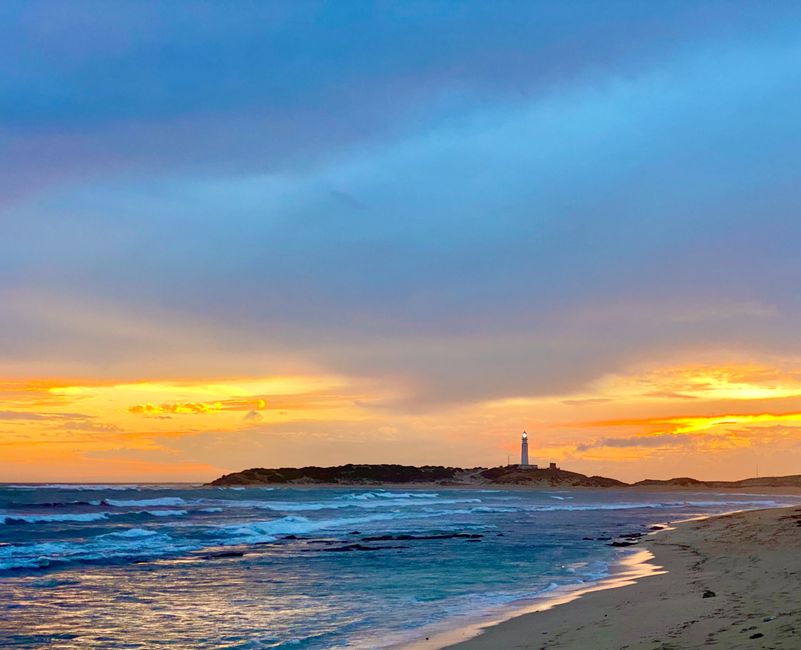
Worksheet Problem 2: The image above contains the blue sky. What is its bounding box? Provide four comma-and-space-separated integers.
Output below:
4, 2, 801, 480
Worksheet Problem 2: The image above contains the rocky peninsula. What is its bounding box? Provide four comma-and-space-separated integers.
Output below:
208, 464, 801, 489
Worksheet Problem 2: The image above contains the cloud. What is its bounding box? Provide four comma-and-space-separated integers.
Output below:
641, 392, 701, 400
128, 398, 267, 416
129, 402, 223, 415
561, 398, 612, 406
6, 20, 801, 409
0, 410, 92, 421
576, 436, 696, 452
59, 420, 121, 433
574, 413, 801, 455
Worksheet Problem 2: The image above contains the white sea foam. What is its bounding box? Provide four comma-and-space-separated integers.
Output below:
331, 492, 482, 510
528, 503, 664, 512
0, 527, 187, 571
100, 528, 160, 539
139, 510, 189, 517
426, 500, 766, 516
197, 493, 481, 513
218, 515, 317, 543
104, 497, 187, 507
250, 497, 481, 512
468, 506, 522, 514
213, 485, 274, 491
683, 499, 778, 508
0, 540, 87, 572
338, 491, 439, 500
356, 497, 481, 509
254, 502, 352, 512
0, 508, 189, 524
0, 512, 110, 524
217, 512, 407, 544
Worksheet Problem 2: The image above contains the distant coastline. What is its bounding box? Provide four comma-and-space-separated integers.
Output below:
208, 464, 801, 489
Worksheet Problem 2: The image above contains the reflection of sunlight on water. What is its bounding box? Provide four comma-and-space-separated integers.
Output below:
2, 558, 351, 649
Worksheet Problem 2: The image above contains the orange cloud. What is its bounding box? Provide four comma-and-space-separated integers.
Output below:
599, 363, 801, 402
591, 411, 801, 436
569, 411, 801, 462
129, 401, 223, 415
6, 361, 801, 481
128, 398, 269, 415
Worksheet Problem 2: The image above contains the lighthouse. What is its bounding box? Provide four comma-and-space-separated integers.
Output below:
521, 431, 529, 467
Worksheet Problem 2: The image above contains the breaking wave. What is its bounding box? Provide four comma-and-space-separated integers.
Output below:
0, 527, 189, 571
103, 497, 187, 507
216, 512, 416, 544
135, 510, 189, 518
0, 512, 111, 524
0, 508, 189, 525
337, 491, 439, 500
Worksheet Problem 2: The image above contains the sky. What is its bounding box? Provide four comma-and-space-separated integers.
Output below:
3, 1, 801, 482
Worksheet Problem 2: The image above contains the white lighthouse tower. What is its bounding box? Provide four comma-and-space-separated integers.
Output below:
521, 431, 529, 467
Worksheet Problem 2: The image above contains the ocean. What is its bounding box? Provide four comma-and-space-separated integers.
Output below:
1, 484, 799, 648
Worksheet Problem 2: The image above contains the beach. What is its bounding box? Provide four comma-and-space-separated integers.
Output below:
445, 505, 801, 649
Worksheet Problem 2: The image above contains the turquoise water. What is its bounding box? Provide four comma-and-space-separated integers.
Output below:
1, 485, 798, 648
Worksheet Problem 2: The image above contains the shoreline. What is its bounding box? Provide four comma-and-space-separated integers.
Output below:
423, 504, 801, 649
390, 546, 666, 650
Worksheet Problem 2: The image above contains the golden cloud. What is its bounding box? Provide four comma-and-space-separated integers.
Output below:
128, 399, 267, 415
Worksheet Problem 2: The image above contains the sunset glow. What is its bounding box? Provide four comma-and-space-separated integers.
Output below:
3, 360, 801, 481
4, 3, 801, 482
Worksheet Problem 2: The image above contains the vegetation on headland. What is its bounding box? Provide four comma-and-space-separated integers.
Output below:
208, 464, 801, 488
632, 475, 801, 488
210, 464, 467, 486
208, 464, 625, 487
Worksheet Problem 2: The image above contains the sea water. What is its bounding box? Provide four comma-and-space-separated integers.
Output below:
1, 484, 798, 648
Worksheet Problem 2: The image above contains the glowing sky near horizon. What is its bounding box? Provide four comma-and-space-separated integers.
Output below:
4, 2, 801, 481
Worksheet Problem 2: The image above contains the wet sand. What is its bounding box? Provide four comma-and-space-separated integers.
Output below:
442, 506, 801, 649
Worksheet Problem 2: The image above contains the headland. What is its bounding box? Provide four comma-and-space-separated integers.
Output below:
208, 464, 801, 489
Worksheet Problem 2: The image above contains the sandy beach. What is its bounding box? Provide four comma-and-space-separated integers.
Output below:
442, 505, 801, 650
